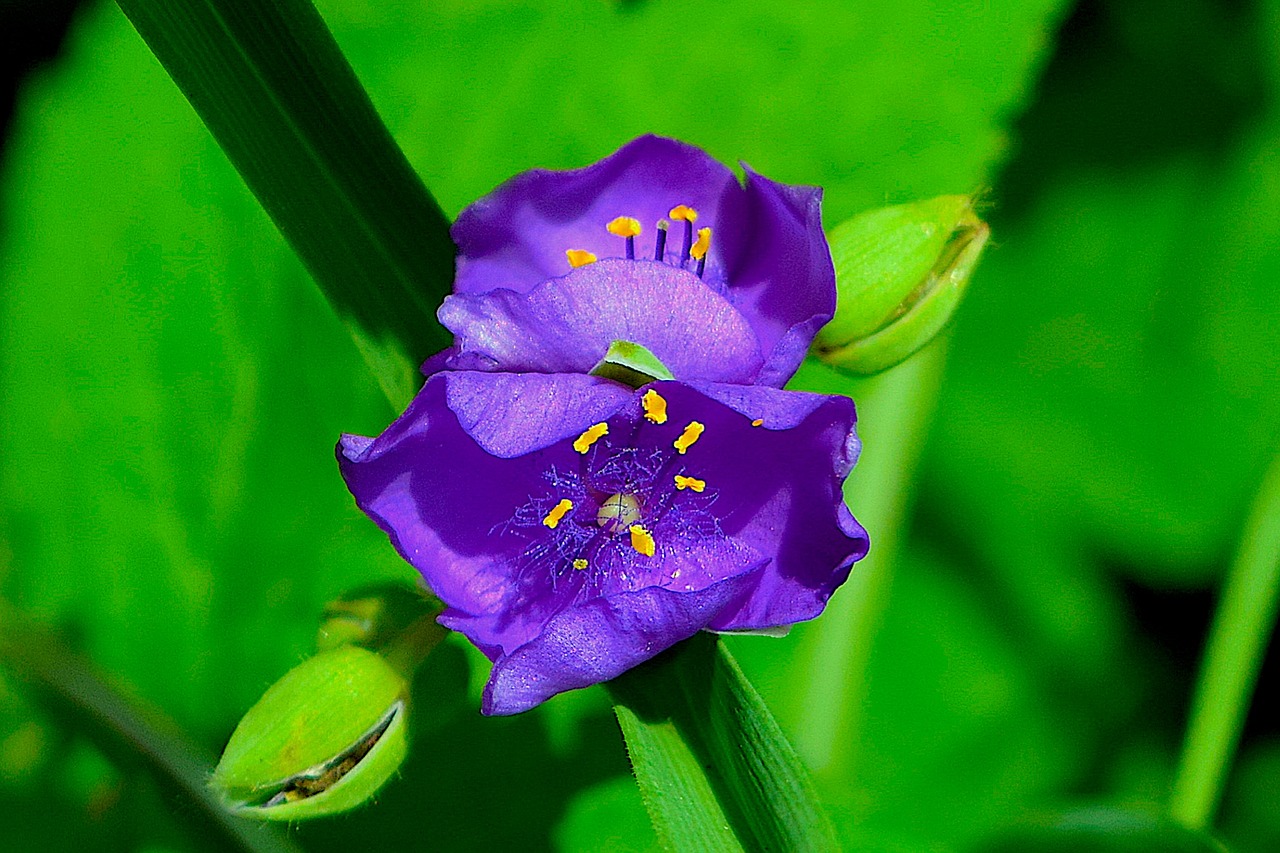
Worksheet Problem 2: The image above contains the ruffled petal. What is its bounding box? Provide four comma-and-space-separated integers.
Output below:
337, 373, 620, 653
636, 381, 867, 630
452, 135, 746, 295
719, 169, 836, 386
439, 259, 765, 383
482, 567, 762, 715
442, 371, 631, 458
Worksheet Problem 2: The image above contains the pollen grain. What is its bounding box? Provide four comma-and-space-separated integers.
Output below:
606, 216, 642, 238
674, 475, 706, 492
629, 524, 656, 557
542, 499, 574, 529
673, 421, 705, 455
573, 422, 609, 454
642, 389, 668, 424
566, 249, 597, 268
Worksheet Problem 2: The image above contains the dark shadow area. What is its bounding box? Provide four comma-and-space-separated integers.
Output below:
296, 640, 631, 852
994, 0, 1269, 218
0, 0, 85, 161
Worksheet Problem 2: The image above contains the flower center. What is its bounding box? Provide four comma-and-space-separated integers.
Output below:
503, 389, 730, 594
566, 204, 713, 278
596, 492, 642, 534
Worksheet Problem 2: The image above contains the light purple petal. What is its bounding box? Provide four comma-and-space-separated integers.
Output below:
439, 259, 765, 383
482, 568, 762, 715
443, 371, 631, 458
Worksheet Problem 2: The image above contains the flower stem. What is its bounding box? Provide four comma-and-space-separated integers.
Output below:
789, 340, 948, 775
0, 600, 301, 853
1168, 448, 1280, 830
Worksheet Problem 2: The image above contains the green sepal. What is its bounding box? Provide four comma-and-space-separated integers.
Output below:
815, 195, 989, 374
590, 339, 676, 389
212, 645, 408, 821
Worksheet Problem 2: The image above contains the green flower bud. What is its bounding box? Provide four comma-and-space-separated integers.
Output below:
212, 645, 408, 821
814, 195, 989, 375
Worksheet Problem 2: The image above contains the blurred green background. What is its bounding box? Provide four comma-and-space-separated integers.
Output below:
1, 0, 1277, 850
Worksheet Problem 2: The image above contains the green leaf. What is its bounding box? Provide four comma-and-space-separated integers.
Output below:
115, 0, 455, 408
1170, 448, 1280, 830
0, 0, 1072, 845
322, 0, 1068, 224
0, 1, 411, 739
608, 635, 838, 853
975, 807, 1228, 853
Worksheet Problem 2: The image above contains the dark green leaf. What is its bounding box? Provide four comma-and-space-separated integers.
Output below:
116, 0, 455, 407
974, 807, 1228, 853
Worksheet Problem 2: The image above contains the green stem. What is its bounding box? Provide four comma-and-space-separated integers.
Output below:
1168, 448, 1280, 830
789, 340, 948, 774
0, 602, 302, 853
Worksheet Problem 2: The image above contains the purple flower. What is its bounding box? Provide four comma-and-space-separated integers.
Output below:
433, 136, 836, 388
338, 373, 867, 715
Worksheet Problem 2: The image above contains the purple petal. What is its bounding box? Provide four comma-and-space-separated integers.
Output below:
482, 567, 763, 715
636, 382, 868, 630
718, 169, 835, 386
452, 136, 745, 295
337, 373, 616, 654
438, 259, 765, 383
443, 371, 631, 458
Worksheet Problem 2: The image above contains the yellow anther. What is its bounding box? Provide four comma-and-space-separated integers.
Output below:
674, 475, 706, 492
751, 418, 764, 427
566, 249, 597, 268
573, 422, 609, 454
673, 421, 705, 455
606, 216, 642, 238
542, 499, 574, 529
573, 558, 588, 571
642, 389, 668, 424
690, 227, 712, 260
629, 524, 656, 557
669, 205, 699, 223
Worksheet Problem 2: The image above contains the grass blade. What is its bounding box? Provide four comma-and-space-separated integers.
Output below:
610, 634, 838, 852
115, 0, 455, 407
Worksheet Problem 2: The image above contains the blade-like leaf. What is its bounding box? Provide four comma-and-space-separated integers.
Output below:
115, 0, 455, 407
609, 634, 838, 852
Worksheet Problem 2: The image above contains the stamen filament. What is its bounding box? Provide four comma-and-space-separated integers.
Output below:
669, 205, 698, 263
654, 219, 669, 261
607, 217, 642, 261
